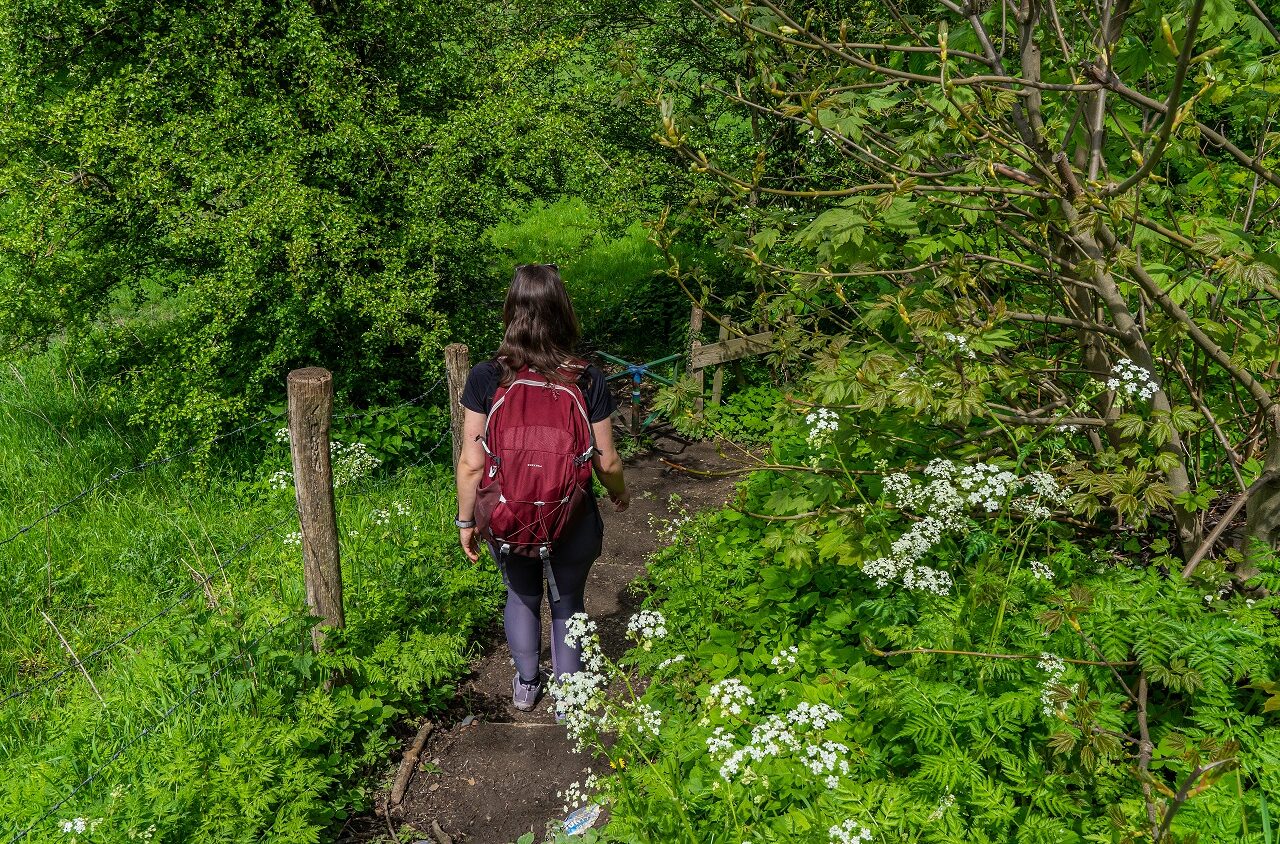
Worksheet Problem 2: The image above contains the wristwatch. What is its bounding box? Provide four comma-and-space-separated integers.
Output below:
455, 517, 476, 529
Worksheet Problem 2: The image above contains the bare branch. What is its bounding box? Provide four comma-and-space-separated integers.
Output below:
1103, 0, 1207, 196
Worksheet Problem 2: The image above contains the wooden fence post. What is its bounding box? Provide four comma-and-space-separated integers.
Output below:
710, 322, 730, 407
287, 367, 345, 657
689, 305, 705, 415
444, 344, 470, 469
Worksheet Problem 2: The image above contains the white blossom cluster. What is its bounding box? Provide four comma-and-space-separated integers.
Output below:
708, 678, 756, 716
787, 701, 842, 730
805, 407, 839, 446
656, 654, 686, 671
770, 645, 799, 671
371, 508, 391, 526
942, 331, 977, 359
552, 614, 610, 749
392, 500, 411, 516
1105, 359, 1159, 401
803, 740, 852, 786
551, 670, 608, 750
939, 460, 1020, 512
867, 461, 1069, 596
1028, 559, 1053, 581
626, 610, 668, 644
1014, 471, 1070, 519
830, 819, 873, 844
331, 441, 382, 487
60, 819, 89, 835
268, 469, 293, 491
564, 614, 605, 672
707, 698, 849, 786
706, 726, 735, 755
633, 703, 663, 737
283, 530, 302, 549
1037, 652, 1074, 717
861, 517, 954, 596
274, 426, 291, 444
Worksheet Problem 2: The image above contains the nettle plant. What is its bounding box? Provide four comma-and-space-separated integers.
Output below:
638, 0, 1280, 840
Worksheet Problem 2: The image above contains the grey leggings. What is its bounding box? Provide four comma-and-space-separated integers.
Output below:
489, 505, 603, 683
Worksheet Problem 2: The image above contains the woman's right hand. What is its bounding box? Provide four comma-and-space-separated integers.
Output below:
459, 527, 481, 562
609, 487, 631, 513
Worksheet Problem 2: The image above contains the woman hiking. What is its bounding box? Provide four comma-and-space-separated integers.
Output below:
454, 263, 630, 712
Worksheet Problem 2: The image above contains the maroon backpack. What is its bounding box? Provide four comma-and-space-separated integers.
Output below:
473, 364, 596, 598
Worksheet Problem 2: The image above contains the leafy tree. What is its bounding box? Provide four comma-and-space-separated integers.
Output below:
657, 0, 1280, 564
638, 0, 1280, 839
0, 0, 677, 446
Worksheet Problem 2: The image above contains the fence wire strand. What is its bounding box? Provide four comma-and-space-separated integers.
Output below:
332, 378, 445, 423
1, 508, 298, 707
5, 614, 303, 844
1, 378, 447, 550
0, 413, 285, 549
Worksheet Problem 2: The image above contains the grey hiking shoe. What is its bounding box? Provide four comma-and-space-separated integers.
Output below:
512, 672, 543, 711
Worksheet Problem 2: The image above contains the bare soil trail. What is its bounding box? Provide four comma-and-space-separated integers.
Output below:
369, 437, 738, 844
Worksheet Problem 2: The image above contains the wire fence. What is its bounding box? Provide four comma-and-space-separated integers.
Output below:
332, 378, 445, 424
0, 412, 285, 549
1, 508, 299, 707
1, 379, 446, 551
1, 376, 456, 836
4, 611, 307, 844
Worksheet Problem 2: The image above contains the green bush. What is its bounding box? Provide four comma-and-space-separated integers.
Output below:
554, 447, 1280, 843
0, 1, 682, 449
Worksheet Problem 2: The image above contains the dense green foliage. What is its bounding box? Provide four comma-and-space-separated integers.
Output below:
567, 0, 1280, 841
5, 0, 1280, 842
565, 402, 1280, 842
0, 0, 684, 447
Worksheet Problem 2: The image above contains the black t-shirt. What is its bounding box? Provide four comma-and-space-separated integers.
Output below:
460, 361, 616, 422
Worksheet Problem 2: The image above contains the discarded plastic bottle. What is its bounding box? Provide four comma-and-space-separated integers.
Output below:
563, 803, 601, 836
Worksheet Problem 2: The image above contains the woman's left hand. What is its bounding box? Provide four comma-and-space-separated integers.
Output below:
459, 527, 481, 562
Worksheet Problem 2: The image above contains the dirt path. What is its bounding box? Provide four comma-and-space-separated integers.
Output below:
377, 437, 737, 844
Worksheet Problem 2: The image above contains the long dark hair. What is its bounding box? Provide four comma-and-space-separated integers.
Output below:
496, 263, 583, 384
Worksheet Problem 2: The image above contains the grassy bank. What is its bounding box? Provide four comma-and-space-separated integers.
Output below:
1, 352, 501, 843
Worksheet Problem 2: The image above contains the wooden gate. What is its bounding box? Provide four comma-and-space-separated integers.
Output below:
688, 306, 773, 412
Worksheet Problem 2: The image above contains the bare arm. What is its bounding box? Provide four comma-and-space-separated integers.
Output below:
591, 417, 629, 512
455, 408, 487, 561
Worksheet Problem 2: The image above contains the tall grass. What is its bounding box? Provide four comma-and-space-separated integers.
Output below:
487, 198, 680, 359
0, 351, 500, 842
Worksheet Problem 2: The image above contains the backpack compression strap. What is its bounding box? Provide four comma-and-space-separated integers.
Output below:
478, 375, 598, 475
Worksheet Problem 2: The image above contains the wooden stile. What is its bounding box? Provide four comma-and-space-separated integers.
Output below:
687, 303, 774, 410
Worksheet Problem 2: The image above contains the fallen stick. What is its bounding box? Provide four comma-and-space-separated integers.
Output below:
430, 819, 454, 844
41, 610, 104, 704
389, 720, 434, 810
